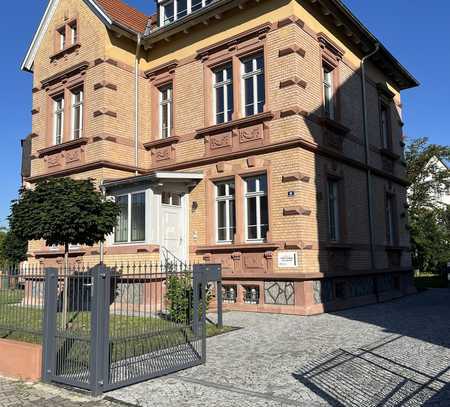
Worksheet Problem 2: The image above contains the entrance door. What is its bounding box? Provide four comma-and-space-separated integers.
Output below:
161, 192, 185, 261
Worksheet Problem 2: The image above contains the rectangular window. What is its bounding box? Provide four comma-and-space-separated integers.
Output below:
215, 180, 236, 243
161, 0, 175, 25
114, 192, 146, 243
53, 96, 64, 145
159, 84, 173, 139
162, 192, 181, 206
241, 54, 265, 117
385, 194, 396, 245
323, 65, 335, 119
380, 103, 390, 149
327, 179, 340, 241
70, 22, 78, 45
213, 64, 233, 124
245, 174, 268, 241
58, 27, 66, 50
71, 89, 83, 139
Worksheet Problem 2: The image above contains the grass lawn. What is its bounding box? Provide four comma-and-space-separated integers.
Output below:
0, 303, 235, 363
414, 272, 448, 290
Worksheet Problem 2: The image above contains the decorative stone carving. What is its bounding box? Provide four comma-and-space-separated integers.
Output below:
243, 253, 264, 269
264, 281, 295, 305
154, 146, 172, 162
210, 132, 232, 149
65, 148, 82, 164
238, 124, 263, 143
47, 153, 61, 168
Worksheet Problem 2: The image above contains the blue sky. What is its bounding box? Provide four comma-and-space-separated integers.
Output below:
0, 0, 448, 227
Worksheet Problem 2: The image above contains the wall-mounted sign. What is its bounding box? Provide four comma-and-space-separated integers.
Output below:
278, 251, 299, 268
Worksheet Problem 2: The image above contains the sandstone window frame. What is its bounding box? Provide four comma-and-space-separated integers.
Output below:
206, 160, 273, 246
325, 167, 348, 244
53, 18, 80, 55
322, 63, 336, 120
212, 63, 234, 125
47, 79, 86, 147
215, 179, 236, 243
241, 53, 265, 118
317, 33, 344, 122
200, 24, 270, 128
385, 191, 398, 246
158, 0, 213, 27
71, 86, 84, 140
158, 83, 174, 139
244, 173, 268, 242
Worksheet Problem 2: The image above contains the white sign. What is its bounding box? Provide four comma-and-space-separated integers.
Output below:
278, 251, 299, 268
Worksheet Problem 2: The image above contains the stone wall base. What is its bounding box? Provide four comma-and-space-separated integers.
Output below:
0, 339, 42, 381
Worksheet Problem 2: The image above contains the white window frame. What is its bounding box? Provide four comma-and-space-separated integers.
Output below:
327, 179, 340, 241
241, 54, 265, 117
59, 28, 66, 50
114, 191, 147, 244
215, 180, 235, 243
159, 84, 173, 139
71, 89, 83, 140
70, 23, 78, 45
213, 64, 233, 124
159, 0, 212, 27
323, 66, 335, 119
244, 175, 268, 242
53, 96, 64, 145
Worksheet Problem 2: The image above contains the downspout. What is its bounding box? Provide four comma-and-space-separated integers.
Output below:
134, 33, 142, 176
360, 43, 380, 274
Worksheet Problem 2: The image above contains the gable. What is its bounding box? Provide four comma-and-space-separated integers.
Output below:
21, 0, 148, 72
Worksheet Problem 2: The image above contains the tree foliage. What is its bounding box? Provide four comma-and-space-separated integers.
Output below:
8, 178, 120, 253
405, 137, 450, 272
0, 230, 28, 265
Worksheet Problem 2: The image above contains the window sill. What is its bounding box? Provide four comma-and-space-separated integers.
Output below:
196, 242, 279, 252
143, 136, 180, 150
50, 43, 81, 62
34, 248, 86, 257
326, 243, 352, 250
319, 117, 350, 136
195, 111, 273, 137
380, 148, 401, 161
37, 137, 88, 157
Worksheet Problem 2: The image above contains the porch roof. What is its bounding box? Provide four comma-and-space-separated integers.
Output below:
102, 171, 204, 190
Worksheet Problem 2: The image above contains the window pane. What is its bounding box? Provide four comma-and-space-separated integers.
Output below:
246, 177, 257, 193
216, 86, 225, 123
171, 193, 181, 206
73, 106, 81, 138
192, 0, 202, 11
260, 195, 268, 226
328, 181, 338, 241
247, 197, 257, 228
217, 183, 227, 197
215, 69, 224, 83
258, 175, 267, 193
257, 74, 265, 113
244, 77, 254, 116
162, 192, 170, 205
164, 2, 174, 23
228, 182, 235, 197
131, 193, 145, 241
115, 196, 129, 243
178, 0, 188, 17
243, 59, 253, 74
217, 201, 226, 229
256, 55, 264, 70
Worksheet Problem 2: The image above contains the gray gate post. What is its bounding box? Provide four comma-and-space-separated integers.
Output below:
42, 268, 58, 382
89, 264, 109, 396
216, 280, 223, 329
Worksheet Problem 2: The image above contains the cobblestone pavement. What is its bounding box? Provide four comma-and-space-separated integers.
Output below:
0, 377, 124, 407
108, 289, 450, 407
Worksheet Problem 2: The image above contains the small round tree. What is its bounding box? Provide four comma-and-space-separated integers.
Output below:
9, 178, 120, 325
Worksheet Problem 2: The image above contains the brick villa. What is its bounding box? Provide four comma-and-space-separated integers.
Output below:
20, 0, 418, 314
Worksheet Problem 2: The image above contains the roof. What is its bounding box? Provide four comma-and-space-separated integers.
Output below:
95, 0, 149, 33
103, 171, 204, 189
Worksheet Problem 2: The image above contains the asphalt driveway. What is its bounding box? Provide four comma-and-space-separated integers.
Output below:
108, 289, 450, 406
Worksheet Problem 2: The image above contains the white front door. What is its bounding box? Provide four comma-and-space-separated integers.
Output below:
160, 192, 186, 261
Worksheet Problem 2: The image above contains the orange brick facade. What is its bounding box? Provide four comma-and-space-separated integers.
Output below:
21, 0, 417, 314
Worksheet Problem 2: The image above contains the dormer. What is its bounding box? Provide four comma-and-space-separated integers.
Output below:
158, 0, 214, 27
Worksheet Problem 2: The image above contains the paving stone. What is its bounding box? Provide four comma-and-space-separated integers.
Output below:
109, 289, 450, 407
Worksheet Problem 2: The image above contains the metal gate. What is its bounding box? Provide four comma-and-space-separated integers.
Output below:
42, 263, 208, 395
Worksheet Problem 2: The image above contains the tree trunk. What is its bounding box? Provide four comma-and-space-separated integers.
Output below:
62, 243, 69, 329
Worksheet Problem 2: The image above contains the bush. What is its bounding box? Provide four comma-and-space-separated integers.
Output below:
165, 271, 212, 324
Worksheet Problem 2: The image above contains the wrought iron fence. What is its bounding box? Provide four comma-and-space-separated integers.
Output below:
0, 263, 46, 344
0, 261, 209, 395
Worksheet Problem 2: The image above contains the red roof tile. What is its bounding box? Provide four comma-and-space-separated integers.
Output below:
95, 0, 149, 33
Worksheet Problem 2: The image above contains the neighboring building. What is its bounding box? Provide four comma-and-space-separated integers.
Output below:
426, 156, 450, 206
20, 0, 418, 314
